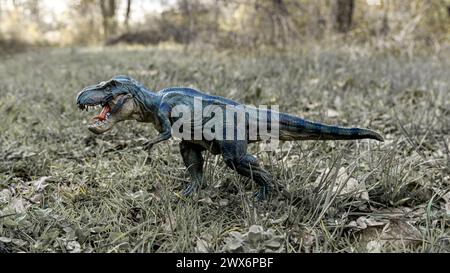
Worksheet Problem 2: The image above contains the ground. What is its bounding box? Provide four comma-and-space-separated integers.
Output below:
0, 46, 449, 253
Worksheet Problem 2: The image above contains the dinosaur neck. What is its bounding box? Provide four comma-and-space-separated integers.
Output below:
132, 85, 160, 120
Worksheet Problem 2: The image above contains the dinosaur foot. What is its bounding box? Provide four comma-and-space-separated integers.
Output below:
142, 141, 154, 151
182, 182, 199, 196
254, 185, 271, 201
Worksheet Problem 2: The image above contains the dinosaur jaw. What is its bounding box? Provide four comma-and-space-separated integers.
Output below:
78, 93, 137, 134
77, 102, 116, 134
87, 104, 116, 134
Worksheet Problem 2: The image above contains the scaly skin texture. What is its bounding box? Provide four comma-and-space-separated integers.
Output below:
76, 75, 384, 200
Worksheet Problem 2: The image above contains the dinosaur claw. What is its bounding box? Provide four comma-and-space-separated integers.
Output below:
182, 182, 198, 196
143, 141, 153, 151
254, 186, 270, 201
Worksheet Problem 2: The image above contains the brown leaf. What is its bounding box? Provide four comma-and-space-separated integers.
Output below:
8, 198, 27, 214
326, 109, 339, 118
0, 189, 12, 204
195, 238, 211, 253
359, 220, 422, 250
314, 167, 369, 201
31, 176, 52, 192
247, 225, 264, 244
223, 231, 244, 252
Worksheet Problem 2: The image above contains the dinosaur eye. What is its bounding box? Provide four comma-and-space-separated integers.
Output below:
106, 86, 111, 92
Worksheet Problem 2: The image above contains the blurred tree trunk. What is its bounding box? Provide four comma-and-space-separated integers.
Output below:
100, 0, 117, 37
272, 0, 288, 46
307, 1, 326, 38
272, 0, 288, 15
178, 0, 194, 46
211, 0, 219, 45
270, 0, 298, 47
380, 4, 389, 36
124, 0, 132, 30
331, 0, 355, 33
28, 0, 40, 22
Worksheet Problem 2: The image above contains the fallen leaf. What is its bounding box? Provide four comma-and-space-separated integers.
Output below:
314, 167, 369, 201
218, 199, 229, 207
29, 193, 44, 203
11, 238, 27, 247
162, 217, 177, 233
31, 176, 51, 192
222, 226, 285, 253
195, 238, 210, 253
247, 225, 264, 244
326, 109, 339, 118
199, 197, 214, 205
299, 231, 316, 252
67, 241, 81, 253
223, 231, 244, 252
376, 206, 426, 223
309, 78, 320, 85
269, 213, 288, 224
282, 155, 300, 169
381, 221, 421, 241
0, 189, 12, 204
356, 216, 388, 229
359, 220, 422, 250
0, 237, 12, 243
366, 240, 383, 253
264, 238, 282, 249
8, 198, 27, 214
35, 208, 53, 219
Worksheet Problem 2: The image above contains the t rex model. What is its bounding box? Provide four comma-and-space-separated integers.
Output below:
76, 76, 383, 200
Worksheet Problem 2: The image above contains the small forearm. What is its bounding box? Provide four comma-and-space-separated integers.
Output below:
145, 104, 172, 148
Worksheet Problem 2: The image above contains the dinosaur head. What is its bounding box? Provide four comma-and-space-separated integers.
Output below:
76, 75, 143, 134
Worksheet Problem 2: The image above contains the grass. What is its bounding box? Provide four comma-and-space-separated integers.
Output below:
0, 45, 449, 253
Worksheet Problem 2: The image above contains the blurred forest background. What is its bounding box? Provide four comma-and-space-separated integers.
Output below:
0, 0, 449, 54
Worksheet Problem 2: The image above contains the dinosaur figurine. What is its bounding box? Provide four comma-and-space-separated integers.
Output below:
76, 76, 383, 200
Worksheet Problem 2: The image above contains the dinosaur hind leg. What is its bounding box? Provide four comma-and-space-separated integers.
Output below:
221, 141, 272, 201
179, 141, 204, 196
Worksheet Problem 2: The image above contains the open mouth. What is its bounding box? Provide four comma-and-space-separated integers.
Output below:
91, 104, 111, 126
78, 103, 112, 129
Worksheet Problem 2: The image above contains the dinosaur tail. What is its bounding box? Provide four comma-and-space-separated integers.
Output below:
277, 112, 384, 142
